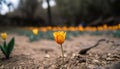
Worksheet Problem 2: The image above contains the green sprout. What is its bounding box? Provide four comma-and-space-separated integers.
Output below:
0, 33, 15, 59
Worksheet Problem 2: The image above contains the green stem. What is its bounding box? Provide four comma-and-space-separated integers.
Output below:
4, 41, 9, 59
60, 44, 64, 64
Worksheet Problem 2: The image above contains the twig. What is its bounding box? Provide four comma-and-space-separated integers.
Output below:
79, 39, 106, 55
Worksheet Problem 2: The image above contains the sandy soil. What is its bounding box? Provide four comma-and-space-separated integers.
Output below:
0, 34, 120, 69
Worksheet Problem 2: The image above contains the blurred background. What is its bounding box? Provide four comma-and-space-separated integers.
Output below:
0, 1, 120, 68
0, 0, 120, 27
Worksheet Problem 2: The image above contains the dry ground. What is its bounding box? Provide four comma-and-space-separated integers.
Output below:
0, 34, 120, 69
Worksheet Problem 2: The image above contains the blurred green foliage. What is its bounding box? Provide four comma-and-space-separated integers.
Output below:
6, 28, 120, 42
112, 30, 120, 38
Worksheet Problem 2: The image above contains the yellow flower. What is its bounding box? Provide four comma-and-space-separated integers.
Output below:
103, 24, 108, 30
118, 24, 120, 29
68, 27, 76, 31
91, 27, 97, 31
78, 26, 84, 31
62, 26, 67, 31
53, 31, 66, 44
40, 28, 47, 32
1, 33, 7, 40
47, 26, 52, 30
32, 29, 38, 35
97, 26, 104, 31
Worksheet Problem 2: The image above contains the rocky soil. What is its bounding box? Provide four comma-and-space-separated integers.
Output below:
0, 34, 120, 69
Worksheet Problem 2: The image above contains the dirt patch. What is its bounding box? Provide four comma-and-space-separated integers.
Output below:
0, 34, 120, 69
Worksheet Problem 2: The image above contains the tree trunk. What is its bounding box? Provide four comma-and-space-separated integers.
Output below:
46, 0, 52, 25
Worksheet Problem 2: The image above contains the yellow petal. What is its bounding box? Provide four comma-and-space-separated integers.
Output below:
53, 31, 66, 44
32, 29, 38, 35
1, 33, 7, 40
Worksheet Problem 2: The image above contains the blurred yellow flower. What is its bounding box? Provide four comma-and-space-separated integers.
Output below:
108, 26, 113, 30
1, 33, 7, 40
47, 26, 52, 30
85, 26, 91, 31
118, 24, 120, 29
112, 25, 118, 30
40, 28, 47, 32
97, 26, 104, 31
103, 24, 108, 30
68, 27, 77, 31
78, 26, 84, 31
52, 27, 58, 31
53, 31, 66, 44
91, 27, 97, 31
32, 29, 38, 35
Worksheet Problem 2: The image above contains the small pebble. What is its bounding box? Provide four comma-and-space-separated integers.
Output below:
108, 53, 111, 56
72, 53, 76, 57
44, 54, 50, 58
88, 64, 95, 69
64, 54, 67, 57
106, 57, 114, 61
93, 59, 99, 63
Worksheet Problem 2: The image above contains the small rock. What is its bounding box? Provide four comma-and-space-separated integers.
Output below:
60, 54, 67, 58
108, 53, 111, 56
102, 55, 107, 59
106, 57, 114, 61
13, 66, 16, 69
88, 53, 92, 56
71, 53, 76, 59
18, 66, 22, 69
93, 59, 99, 63
64, 54, 67, 57
88, 64, 96, 69
20, 62, 25, 65
107, 53, 112, 57
51, 65, 56, 68
102, 61, 106, 65
72, 53, 76, 57
44, 54, 50, 58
